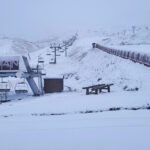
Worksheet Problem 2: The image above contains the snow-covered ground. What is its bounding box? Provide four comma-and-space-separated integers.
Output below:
0, 91, 150, 150
0, 37, 39, 56
0, 109, 150, 150
0, 27, 150, 150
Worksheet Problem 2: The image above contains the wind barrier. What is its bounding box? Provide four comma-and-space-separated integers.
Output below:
92, 43, 150, 67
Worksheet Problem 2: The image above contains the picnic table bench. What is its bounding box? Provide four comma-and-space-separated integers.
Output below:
82, 84, 113, 95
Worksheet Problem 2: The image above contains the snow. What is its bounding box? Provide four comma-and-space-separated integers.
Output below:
0, 91, 149, 117
0, 26, 150, 150
0, 109, 150, 150
0, 37, 39, 56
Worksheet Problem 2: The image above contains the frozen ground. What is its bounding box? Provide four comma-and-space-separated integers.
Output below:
0, 110, 150, 150
0, 27, 150, 150
0, 92, 150, 150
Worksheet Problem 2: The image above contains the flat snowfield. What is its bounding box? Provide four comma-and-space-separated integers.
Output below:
0, 111, 150, 150
0, 92, 150, 150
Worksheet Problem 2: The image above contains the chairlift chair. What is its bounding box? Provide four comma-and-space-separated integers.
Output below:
38, 60, 44, 63
38, 57, 44, 63
0, 81, 11, 92
15, 81, 28, 94
41, 69, 46, 76
46, 50, 51, 55
59, 50, 64, 53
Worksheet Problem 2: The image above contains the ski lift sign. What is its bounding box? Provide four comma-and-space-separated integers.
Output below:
0, 56, 19, 71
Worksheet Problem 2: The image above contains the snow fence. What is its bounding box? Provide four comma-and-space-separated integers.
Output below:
92, 43, 150, 67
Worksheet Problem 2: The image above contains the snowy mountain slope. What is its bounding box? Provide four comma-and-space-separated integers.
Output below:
0, 27, 149, 93
23, 30, 150, 94
34, 32, 78, 48
34, 37, 60, 48
0, 36, 150, 150
96, 26, 150, 56
0, 26, 149, 56
0, 28, 150, 150
0, 37, 39, 56
85, 26, 150, 46
38, 35, 150, 93
115, 26, 150, 45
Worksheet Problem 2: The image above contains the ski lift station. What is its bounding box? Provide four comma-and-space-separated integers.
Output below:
0, 55, 64, 98
0, 56, 43, 96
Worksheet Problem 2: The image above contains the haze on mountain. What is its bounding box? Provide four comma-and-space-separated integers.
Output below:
0, 0, 150, 41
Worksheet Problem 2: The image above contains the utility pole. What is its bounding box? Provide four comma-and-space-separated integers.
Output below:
50, 43, 61, 64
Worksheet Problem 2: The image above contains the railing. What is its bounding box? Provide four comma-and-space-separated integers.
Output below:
92, 43, 150, 67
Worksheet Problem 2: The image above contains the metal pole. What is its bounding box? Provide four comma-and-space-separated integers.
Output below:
37, 64, 44, 95
65, 47, 67, 57
54, 47, 57, 64
50, 44, 61, 64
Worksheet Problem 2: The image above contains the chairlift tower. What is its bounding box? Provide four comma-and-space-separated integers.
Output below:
0, 56, 44, 96
36, 64, 44, 95
0, 78, 11, 102
50, 43, 62, 64
62, 41, 69, 57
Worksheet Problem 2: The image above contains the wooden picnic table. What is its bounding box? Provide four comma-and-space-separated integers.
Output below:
82, 84, 113, 95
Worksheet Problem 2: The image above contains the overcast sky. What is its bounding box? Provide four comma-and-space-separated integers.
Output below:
0, 0, 150, 41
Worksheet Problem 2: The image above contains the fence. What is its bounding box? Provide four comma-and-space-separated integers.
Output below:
92, 43, 150, 67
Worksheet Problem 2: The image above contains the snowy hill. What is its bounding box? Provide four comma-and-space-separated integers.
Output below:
44, 36, 150, 93
26, 28, 150, 94
83, 26, 150, 46
0, 37, 39, 56
0, 26, 149, 91
1, 26, 150, 56
0, 27, 150, 150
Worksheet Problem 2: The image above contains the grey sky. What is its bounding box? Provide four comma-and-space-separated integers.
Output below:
0, 0, 149, 41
